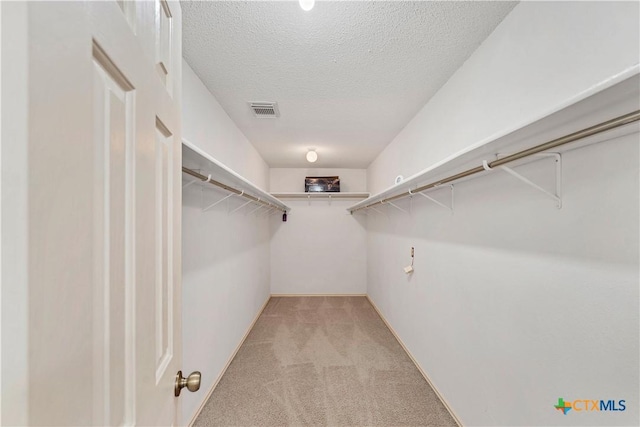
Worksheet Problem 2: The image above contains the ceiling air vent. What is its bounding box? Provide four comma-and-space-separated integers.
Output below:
249, 102, 280, 118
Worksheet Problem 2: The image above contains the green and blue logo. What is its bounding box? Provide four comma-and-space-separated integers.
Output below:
554, 398, 572, 415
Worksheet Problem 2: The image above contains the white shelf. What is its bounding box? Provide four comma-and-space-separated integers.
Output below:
272, 192, 370, 199
182, 139, 291, 212
348, 69, 640, 213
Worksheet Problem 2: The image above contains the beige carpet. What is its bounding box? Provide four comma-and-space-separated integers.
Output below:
194, 296, 456, 426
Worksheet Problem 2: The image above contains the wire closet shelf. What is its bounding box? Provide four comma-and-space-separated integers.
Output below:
349, 110, 640, 214
182, 140, 290, 214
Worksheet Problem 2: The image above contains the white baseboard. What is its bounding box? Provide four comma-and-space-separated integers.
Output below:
186, 296, 272, 427
270, 293, 367, 297
365, 295, 463, 427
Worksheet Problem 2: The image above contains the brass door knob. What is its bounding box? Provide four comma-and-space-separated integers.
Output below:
175, 370, 201, 396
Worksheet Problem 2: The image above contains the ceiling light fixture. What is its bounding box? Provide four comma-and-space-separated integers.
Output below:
299, 0, 315, 12
306, 150, 318, 163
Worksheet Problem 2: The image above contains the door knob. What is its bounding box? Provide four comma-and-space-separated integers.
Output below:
175, 370, 201, 396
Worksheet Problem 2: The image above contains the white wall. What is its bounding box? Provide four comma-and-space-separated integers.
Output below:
181, 60, 272, 425
365, 2, 639, 426
368, 1, 640, 194
270, 168, 367, 295
182, 58, 269, 187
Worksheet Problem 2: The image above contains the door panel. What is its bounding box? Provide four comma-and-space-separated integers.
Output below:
155, 118, 174, 385
92, 44, 136, 426
156, 0, 174, 95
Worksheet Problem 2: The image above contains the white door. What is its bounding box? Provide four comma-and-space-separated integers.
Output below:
1, 1, 185, 425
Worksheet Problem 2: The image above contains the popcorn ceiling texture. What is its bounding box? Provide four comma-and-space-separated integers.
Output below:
182, 1, 517, 168
194, 296, 457, 426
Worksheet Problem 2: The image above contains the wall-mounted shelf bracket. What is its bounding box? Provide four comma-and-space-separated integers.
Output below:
203, 191, 241, 212
359, 206, 387, 218
251, 205, 266, 215
410, 185, 454, 213
247, 199, 264, 215
183, 178, 200, 190
261, 206, 275, 217
230, 199, 253, 215
370, 207, 386, 216
382, 200, 409, 214
483, 152, 562, 208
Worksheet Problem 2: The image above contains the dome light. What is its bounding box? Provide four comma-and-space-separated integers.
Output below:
306, 150, 318, 163
299, 0, 315, 12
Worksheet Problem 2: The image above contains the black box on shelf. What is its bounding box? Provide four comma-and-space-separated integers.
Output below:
305, 176, 340, 192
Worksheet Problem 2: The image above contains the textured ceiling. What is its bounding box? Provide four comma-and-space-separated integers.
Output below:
182, 1, 517, 168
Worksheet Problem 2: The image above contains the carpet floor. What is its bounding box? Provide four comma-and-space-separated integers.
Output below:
194, 296, 457, 426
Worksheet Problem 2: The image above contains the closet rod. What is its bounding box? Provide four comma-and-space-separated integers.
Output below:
351, 109, 640, 213
182, 167, 287, 213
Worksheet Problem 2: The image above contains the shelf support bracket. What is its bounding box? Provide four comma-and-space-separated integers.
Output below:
370, 207, 386, 217
382, 200, 409, 214
182, 178, 199, 190
251, 205, 265, 215
411, 185, 454, 213
483, 153, 562, 209
184, 172, 208, 190
203, 192, 235, 212
230, 199, 253, 215
261, 206, 275, 217
247, 199, 264, 215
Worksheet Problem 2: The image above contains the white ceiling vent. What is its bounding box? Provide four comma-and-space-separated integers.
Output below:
249, 102, 280, 118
